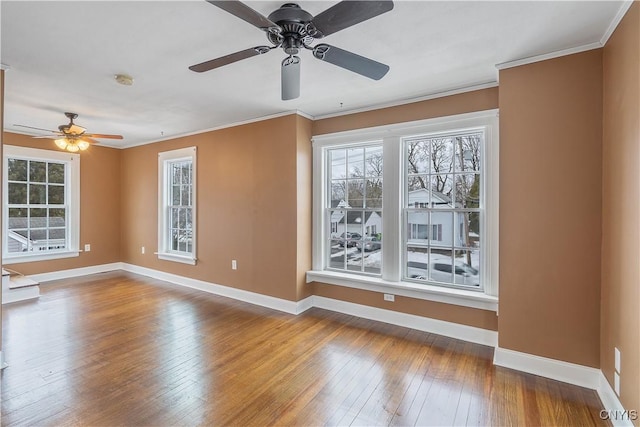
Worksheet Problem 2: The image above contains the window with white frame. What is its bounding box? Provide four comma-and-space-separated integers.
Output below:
158, 147, 197, 265
3, 145, 80, 263
310, 110, 499, 310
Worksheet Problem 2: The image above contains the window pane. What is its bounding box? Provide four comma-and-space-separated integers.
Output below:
430, 138, 454, 174
185, 208, 193, 228
406, 139, 430, 174
454, 249, 480, 287
29, 184, 46, 204
430, 248, 454, 284
455, 174, 480, 208
406, 246, 429, 280
48, 185, 64, 204
48, 163, 65, 184
182, 163, 191, 185
8, 183, 27, 204
365, 146, 383, 177
454, 134, 481, 172
431, 175, 453, 208
329, 240, 346, 270
49, 208, 66, 225
172, 163, 181, 185
347, 246, 362, 272
407, 211, 429, 245
330, 149, 346, 179
430, 211, 452, 244
29, 161, 47, 182
347, 180, 364, 208
365, 179, 382, 208
178, 208, 186, 228
329, 210, 346, 240
30, 208, 46, 230
348, 147, 364, 178
8, 159, 27, 181
181, 185, 190, 206
407, 175, 428, 193
407, 185, 429, 208
455, 211, 480, 249
8, 208, 27, 229
171, 207, 179, 228
172, 186, 180, 205
330, 181, 346, 208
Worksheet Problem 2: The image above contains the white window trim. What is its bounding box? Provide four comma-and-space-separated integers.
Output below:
157, 146, 197, 265
2, 145, 80, 264
308, 110, 499, 311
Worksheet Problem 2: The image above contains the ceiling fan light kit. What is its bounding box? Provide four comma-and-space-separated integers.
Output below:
190, 0, 394, 100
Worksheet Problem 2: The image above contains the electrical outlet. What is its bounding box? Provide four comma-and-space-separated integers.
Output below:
232, 260, 237, 270
383, 293, 395, 302
84, 244, 91, 252
141, 246, 145, 254
614, 371, 620, 396
615, 347, 621, 373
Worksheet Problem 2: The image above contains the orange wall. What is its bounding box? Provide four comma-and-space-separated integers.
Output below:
498, 50, 603, 367
313, 87, 499, 136
120, 114, 306, 302
602, 2, 640, 418
2, 132, 122, 275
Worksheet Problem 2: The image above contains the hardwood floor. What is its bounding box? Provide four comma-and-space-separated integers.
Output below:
2, 271, 608, 426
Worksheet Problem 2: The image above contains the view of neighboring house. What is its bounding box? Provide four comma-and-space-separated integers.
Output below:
406, 188, 469, 247
330, 207, 381, 239
6, 217, 66, 253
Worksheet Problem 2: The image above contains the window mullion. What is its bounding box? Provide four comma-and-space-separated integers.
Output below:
381, 136, 401, 282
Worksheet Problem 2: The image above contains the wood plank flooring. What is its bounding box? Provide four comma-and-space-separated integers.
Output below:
1, 271, 608, 426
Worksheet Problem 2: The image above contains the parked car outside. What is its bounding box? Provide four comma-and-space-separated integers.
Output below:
338, 232, 362, 247
407, 260, 479, 286
356, 236, 381, 252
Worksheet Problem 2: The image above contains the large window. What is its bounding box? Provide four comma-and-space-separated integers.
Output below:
3, 145, 80, 263
310, 111, 498, 310
158, 147, 197, 265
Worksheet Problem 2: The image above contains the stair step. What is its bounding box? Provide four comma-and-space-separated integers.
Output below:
9, 277, 39, 289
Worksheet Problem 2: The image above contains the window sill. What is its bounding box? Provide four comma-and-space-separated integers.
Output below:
306, 270, 498, 312
157, 253, 197, 265
3, 251, 80, 265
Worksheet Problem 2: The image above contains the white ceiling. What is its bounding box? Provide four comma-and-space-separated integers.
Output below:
1, 1, 629, 148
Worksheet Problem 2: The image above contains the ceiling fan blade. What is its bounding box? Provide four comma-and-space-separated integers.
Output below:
281, 56, 300, 101
206, 0, 279, 32
312, 44, 389, 80
310, 1, 393, 38
83, 133, 123, 140
32, 135, 60, 139
81, 137, 100, 145
13, 124, 59, 133
189, 46, 272, 73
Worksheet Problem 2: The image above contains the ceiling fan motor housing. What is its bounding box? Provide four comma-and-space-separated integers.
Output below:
268, 3, 314, 55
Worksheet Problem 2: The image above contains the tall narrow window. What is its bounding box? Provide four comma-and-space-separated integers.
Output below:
404, 132, 482, 288
158, 147, 197, 265
3, 145, 80, 263
326, 143, 383, 275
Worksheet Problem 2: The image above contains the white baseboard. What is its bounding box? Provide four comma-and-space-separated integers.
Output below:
312, 295, 498, 347
493, 346, 601, 389
29, 262, 123, 283
120, 263, 312, 315
597, 371, 636, 427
